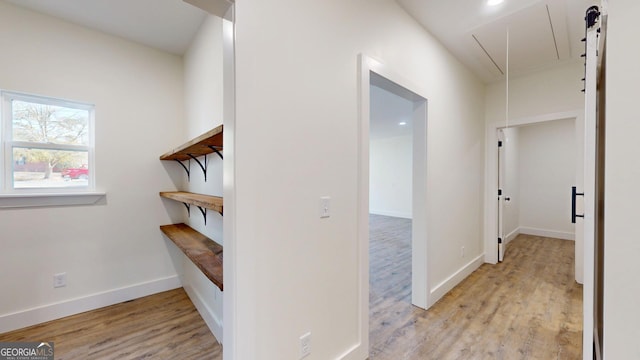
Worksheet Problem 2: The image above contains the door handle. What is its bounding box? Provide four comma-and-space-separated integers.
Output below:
572, 186, 584, 224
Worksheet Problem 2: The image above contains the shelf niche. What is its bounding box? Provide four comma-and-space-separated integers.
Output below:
160, 223, 223, 291
159, 126, 224, 291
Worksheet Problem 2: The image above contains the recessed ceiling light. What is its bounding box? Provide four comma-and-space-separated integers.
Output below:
398, 122, 407, 126
487, 0, 504, 6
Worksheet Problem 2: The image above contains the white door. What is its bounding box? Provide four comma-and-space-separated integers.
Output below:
497, 129, 506, 262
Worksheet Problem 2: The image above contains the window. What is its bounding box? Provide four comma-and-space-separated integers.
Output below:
1, 91, 95, 193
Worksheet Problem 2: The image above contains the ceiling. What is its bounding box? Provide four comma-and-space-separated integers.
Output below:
4, 0, 599, 81
370, 84, 415, 140
396, 0, 599, 82
3, 0, 206, 55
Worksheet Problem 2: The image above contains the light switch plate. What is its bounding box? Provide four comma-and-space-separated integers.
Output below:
319, 197, 330, 218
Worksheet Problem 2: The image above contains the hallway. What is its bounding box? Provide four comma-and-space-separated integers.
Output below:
369, 214, 582, 359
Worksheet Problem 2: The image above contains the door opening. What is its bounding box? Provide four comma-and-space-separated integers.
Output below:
368, 76, 416, 325
492, 117, 579, 264
357, 55, 429, 356
368, 71, 428, 310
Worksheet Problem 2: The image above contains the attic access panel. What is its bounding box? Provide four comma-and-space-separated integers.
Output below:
469, 2, 571, 78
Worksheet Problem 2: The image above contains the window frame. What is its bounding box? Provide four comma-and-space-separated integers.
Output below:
1, 90, 96, 195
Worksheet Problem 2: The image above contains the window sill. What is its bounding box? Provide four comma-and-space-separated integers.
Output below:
0, 192, 106, 208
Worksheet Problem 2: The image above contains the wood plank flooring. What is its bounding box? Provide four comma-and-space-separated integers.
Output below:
1, 215, 581, 360
0, 288, 222, 360
369, 214, 583, 360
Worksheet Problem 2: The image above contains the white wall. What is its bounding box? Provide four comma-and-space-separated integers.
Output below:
604, 1, 640, 358
369, 135, 412, 218
502, 127, 520, 242
182, 15, 225, 342
0, 2, 185, 332
486, 61, 585, 121
232, 0, 485, 358
518, 119, 576, 240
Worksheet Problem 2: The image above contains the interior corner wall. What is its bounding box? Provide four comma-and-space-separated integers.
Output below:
185, 15, 224, 140
182, 14, 225, 342
369, 135, 413, 219
518, 119, 576, 240
603, 1, 640, 358
0, 2, 185, 333
502, 127, 520, 242
233, 0, 485, 358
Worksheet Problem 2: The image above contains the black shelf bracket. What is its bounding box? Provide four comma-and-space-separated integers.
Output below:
208, 146, 223, 160
180, 203, 208, 224
187, 154, 208, 181
182, 202, 191, 216
197, 206, 208, 225
174, 159, 191, 181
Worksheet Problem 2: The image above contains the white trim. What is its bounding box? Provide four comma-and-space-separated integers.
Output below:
183, 283, 223, 343
369, 209, 412, 219
505, 227, 520, 245
336, 343, 362, 360
0, 191, 105, 208
355, 54, 372, 360
0, 275, 181, 334
221, 11, 238, 360
519, 226, 575, 241
10, 141, 89, 152
429, 255, 484, 305
484, 110, 581, 264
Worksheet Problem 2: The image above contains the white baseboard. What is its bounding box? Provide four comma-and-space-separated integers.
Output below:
505, 228, 521, 245
369, 209, 412, 219
183, 284, 223, 343
0, 275, 181, 334
519, 226, 575, 240
429, 254, 484, 306
337, 342, 366, 360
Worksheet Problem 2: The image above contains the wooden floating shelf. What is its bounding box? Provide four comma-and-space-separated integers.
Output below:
160, 191, 223, 215
160, 223, 223, 291
160, 125, 223, 161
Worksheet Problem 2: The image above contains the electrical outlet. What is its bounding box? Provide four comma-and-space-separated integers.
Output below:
461, 246, 465, 258
300, 332, 311, 358
53, 273, 66, 288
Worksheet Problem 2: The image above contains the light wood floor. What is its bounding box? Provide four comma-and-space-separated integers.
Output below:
369, 214, 583, 360
0, 288, 222, 360
1, 216, 581, 360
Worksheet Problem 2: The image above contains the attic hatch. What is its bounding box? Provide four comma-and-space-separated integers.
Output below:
469, 2, 571, 78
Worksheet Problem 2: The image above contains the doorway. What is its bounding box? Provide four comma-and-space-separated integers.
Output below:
485, 111, 583, 267
496, 119, 578, 262
357, 54, 429, 354
368, 77, 415, 341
